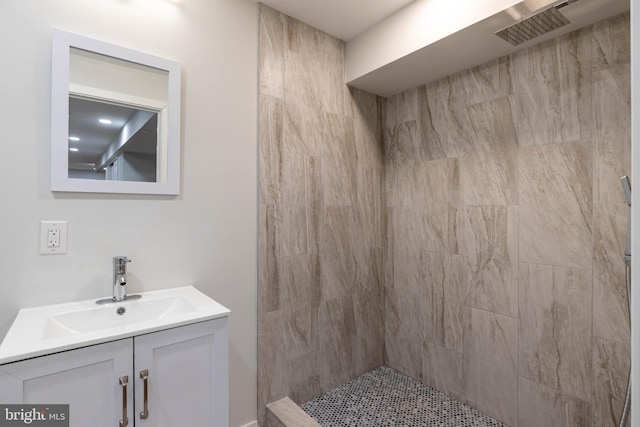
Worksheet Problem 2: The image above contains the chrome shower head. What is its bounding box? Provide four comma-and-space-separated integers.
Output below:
495, 0, 577, 46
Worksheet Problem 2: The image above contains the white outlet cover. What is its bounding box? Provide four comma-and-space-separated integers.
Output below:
40, 221, 68, 255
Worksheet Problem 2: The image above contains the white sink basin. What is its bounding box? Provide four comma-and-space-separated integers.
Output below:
43, 295, 197, 339
0, 286, 230, 364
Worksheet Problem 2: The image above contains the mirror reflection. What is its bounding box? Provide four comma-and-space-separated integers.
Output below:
68, 97, 159, 182
67, 47, 169, 183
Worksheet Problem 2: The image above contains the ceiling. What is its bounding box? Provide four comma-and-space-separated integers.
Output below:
68, 97, 158, 171
347, 0, 630, 96
255, 0, 630, 97
254, 0, 415, 41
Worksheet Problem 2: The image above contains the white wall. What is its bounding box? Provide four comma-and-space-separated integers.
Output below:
0, 0, 258, 426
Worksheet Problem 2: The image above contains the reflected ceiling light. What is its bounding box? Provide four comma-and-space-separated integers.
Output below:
99, 118, 112, 124
69, 136, 80, 141
69, 148, 79, 152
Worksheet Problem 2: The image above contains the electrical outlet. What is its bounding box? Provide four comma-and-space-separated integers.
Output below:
40, 221, 68, 255
48, 227, 60, 248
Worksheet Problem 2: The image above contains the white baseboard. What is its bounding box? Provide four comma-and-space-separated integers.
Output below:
238, 421, 258, 427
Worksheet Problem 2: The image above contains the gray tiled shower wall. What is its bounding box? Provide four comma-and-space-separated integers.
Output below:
258, 4, 630, 426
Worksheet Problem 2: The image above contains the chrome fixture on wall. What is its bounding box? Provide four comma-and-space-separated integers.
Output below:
619, 175, 631, 427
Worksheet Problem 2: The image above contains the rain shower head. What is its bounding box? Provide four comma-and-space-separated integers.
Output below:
495, 0, 577, 46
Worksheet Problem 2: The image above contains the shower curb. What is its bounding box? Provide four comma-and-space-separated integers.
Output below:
266, 397, 321, 427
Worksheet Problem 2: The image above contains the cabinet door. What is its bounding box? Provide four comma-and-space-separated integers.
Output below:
134, 318, 229, 427
0, 339, 133, 427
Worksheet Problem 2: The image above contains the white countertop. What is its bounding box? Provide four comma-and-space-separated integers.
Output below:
0, 286, 230, 365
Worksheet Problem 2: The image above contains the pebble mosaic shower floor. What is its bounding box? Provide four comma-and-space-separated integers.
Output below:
301, 366, 506, 427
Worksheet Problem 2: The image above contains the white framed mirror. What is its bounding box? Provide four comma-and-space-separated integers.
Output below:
51, 30, 181, 195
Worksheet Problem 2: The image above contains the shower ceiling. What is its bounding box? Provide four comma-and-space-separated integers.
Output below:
254, 0, 415, 41
256, 0, 630, 97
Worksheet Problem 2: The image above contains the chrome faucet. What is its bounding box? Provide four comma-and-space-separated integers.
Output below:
96, 256, 141, 304
113, 256, 131, 301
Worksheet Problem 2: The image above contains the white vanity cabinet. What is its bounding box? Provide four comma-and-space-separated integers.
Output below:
133, 319, 228, 427
0, 338, 133, 427
0, 318, 228, 427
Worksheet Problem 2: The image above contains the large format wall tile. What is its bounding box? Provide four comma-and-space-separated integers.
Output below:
280, 153, 306, 206
463, 205, 518, 317
386, 88, 419, 127
281, 54, 326, 156
259, 95, 283, 205
320, 297, 357, 392
419, 80, 467, 161
519, 141, 592, 268
323, 115, 357, 207
462, 97, 518, 206
352, 284, 384, 376
280, 204, 308, 256
384, 120, 423, 166
259, 5, 384, 415
320, 207, 358, 301
519, 263, 592, 401
258, 311, 285, 425
422, 342, 464, 402
305, 156, 322, 255
423, 252, 465, 353
259, 203, 281, 314
385, 287, 423, 381
284, 351, 322, 405
356, 164, 384, 249
593, 203, 630, 343
387, 207, 426, 293
387, 206, 452, 292
282, 303, 319, 359
418, 58, 509, 162
349, 88, 384, 165
518, 377, 591, 427
509, 29, 592, 146
450, 58, 510, 106
259, 6, 285, 98
285, 16, 345, 116
463, 307, 518, 426
391, 158, 460, 209
392, 161, 428, 207
281, 103, 325, 157
592, 13, 630, 82
423, 208, 449, 254
280, 255, 320, 310
426, 158, 461, 209
510, 83, 588, 147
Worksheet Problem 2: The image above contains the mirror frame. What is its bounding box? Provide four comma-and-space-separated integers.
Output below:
51, 30, 181, 195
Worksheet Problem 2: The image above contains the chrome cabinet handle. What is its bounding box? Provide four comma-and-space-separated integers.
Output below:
139, 369, 149, 420
119, 376, 129, 427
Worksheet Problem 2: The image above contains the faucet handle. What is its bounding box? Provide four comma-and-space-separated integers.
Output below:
113, 256, 132, 265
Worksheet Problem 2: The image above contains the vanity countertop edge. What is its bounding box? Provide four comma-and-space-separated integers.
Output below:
0, 285, 231, 365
